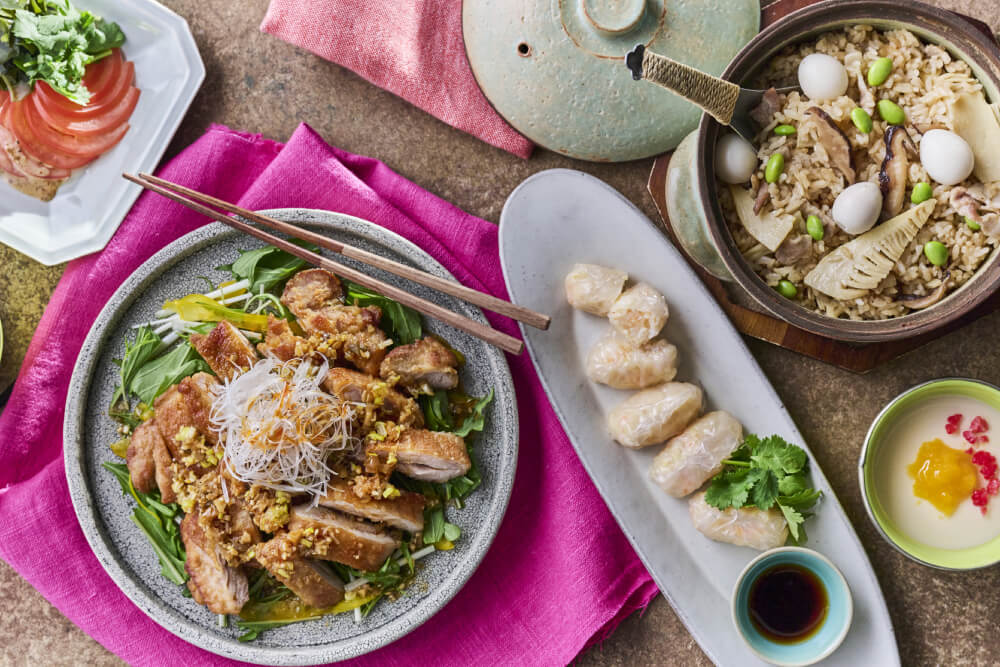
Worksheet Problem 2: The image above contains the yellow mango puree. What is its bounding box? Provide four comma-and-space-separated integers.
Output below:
907, 438, 978, 516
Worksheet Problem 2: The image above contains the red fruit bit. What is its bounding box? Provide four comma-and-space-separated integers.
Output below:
988, 478, 1000, 496
946, 414, 963, 434
948, 413, 963, 424
946, 423, 959, 434
970, 416, 989, 434
964, 430, 977, 444
972, 488, 989, 506
972, 450, 999, 479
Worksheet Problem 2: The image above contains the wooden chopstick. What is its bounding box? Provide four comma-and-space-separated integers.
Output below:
124, 173, 525, 356
137, 172, 550, 331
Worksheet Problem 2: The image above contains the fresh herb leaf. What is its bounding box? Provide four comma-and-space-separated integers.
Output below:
419, 391, 453, 431
442, 522, 461, 542
236, 617, 322, 642
103, 462, 188, 586
111, 325, 161, 408
217, 240, 319, 295
423, 505, 445, 545
130, 342, 211, 404
342, 279, 422, 345
453, 389, 493, 438
703, 434, 822, 544
420, 388, 494, 438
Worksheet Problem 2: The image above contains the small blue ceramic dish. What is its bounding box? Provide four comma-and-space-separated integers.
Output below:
731, 547, 853, 666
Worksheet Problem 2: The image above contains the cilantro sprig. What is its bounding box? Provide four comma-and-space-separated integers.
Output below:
704, 434, 822, 543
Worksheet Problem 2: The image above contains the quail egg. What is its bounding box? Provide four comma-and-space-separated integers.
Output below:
797, 53, 849, 101
714, 133, 758, 184
832, 182, 883, 235
919, 129, 974, 186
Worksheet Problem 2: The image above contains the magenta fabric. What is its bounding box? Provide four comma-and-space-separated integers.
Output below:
260, 1, 534, 160
0, 124, 656, 666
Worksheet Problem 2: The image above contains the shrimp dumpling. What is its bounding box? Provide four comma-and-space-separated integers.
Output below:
607, 382, 702, 449
585, 331, 678, 389
608, 282, 669, 346
688, 492, 788, 551
650, 411, 743, 498
565, 264, 628, 316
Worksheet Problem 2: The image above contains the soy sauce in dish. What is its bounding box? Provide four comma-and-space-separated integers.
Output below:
748, 563, 828, 643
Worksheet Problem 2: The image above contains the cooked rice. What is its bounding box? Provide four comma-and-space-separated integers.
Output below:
719, 25, 1000, 320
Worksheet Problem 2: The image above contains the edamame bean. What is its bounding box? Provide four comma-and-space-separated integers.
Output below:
923, 241, 948, 266
765, 153, 785, 184
877, 99, 905, 125
965, 216, 982, 231
850, 107, 873, 133
910, 182, 932, 204
774, 124, 796, 136
867, 57, 893, 87
806, 214, 824, 241
777, 280, 798, 299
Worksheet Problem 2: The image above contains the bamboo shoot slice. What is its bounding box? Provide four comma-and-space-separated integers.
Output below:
951, 92, 1000, 183
729, 184, 794, 252
804, 199, 936, 299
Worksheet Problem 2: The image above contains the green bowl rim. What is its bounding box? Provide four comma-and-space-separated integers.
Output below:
858, 377, 1000, 571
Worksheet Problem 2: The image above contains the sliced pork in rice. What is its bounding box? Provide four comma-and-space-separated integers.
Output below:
285, 505, 399, 571
318, 478, 425, 532
379, 336, 459, 394
189, 320, 258, 381
180, 511, 249, 614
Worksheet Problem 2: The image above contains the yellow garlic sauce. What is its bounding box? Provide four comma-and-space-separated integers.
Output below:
240, 595, 374, 623
873, 396, 1000, 550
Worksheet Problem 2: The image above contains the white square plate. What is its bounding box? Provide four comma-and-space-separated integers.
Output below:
0, 0, 204, 265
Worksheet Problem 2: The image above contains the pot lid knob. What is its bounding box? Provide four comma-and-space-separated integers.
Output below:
583, 0, 645, 35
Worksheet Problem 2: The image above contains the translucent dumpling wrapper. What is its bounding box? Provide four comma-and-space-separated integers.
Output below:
585, 331, 678, 389
804, 199, 935, 299
607, 382, 702, 449
564, 263, 628, 316
650, 411, 743, 498
608, 282, 669, 346
688, 491, 788, 551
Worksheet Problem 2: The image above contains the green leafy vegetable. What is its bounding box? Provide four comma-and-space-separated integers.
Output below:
342, 279, 422, 346
0, 0, 125, 104
216, 240, 319, 295
422, 505, 445, 545
452, 389, 493, 438
110, 325, 161, 408
103, 462, 188, 586
129, 341, 211, 405
419, 388, 494, 438
703, 434, 822, 542
236, 617, 323, 642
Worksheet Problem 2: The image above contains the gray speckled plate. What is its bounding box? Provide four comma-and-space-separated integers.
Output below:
63, 210, 518, 665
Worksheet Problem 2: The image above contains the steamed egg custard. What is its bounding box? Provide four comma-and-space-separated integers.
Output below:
875, 396, 1000, 550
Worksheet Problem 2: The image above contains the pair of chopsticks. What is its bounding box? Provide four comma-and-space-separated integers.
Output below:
123, 172, 549, 355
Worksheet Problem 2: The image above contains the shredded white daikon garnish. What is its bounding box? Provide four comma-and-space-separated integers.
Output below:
210, 356, 359, 499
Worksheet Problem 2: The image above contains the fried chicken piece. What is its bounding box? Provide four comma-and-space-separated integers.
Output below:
323, 367, 424, 428
180, 510, 248, 614
257, 315, 313, 362
281, 268, 343, 318
286, 505, 399, 571
152, 432, 176, 503
370, 429, 471, 483
318, 478, 425, 532
126, 420, 159, 494
153, 387, 196, 457
177, 372, 221, 445
379, 337, 459, 394
189, 320, 258, 382
255, 541, 345, 608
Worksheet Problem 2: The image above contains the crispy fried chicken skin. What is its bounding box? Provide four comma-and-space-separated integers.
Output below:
322, 367, 424, 428
126, 420, 160, 494
318, 478, 425, 532
284, 505, 400, 571
370, 429, 471, 482
177, 372, 221, 445
379, 336, 459, 394
189, 320, 258, 381
257, 315, 312, 362
281, 269, 391, 375
255, 542, 346, 608
180, 511, 249, 615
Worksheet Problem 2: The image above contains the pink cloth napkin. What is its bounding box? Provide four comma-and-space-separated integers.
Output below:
259, 1, 534, 160
0, 124, 655, 666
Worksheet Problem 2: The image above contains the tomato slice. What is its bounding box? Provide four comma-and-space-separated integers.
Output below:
0, 102, 72, 178
21, 97, 129, 160
5, 99, 96, 170
34, 85, 139, 137
36, 49, 125, 114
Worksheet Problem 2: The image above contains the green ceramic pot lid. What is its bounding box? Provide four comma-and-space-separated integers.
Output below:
462, 0, 760, 162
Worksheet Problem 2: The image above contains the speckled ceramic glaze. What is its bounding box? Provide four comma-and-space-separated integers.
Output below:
462, 0, 759, 161
63, 210, 518, 665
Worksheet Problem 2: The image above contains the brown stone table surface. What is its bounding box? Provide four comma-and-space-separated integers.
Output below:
2, 0, 999, 664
